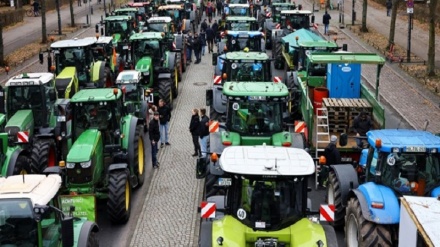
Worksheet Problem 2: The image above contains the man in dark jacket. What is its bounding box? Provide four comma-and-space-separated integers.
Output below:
189, 108, 201, 157
322, 11, 331, 35
185, 32, 194, 64
158, 99, 171, 147
149, 112, 161, 168
205, 26, 215, 53
386, 0, 392, 16
200, 30, 207, 56
193, 33, 202, 64
211, 20, 219, 42
352, 111, 373, 149
319, 135, 341, 187
199, 108, 210, 158
201, 19, 208, 32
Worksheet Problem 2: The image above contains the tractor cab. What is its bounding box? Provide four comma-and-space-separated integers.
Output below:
116, 70, 146, 103
228, 3, 251, 17
225, 16, 259, 31
270, 2, 296, 23
130, 32, 165, 70
102, 15, 136, 45
144, 16, 174, 35
223, 31, 265, 52
157, 4, 186, 26
127, 1, 153, 19
112, 7, 142, 26
92, 36, 114, 61
279, 10, 313, 30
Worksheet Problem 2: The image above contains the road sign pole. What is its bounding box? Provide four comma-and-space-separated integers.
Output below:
406, 0, 414, 62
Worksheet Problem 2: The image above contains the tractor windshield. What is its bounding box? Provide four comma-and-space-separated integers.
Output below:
54, 47, 92, 76
147, 22, 170, 32
106, 20, 129, 36
228, 61, 269, 81
229, 6, 250, 16
377, 152, 440, 195
228, 22, 252, 31
132, 40, 161, 62
281, 14, 310, 30
7, 85, 46, 127
226, 35, 262, 52
0, 198, 37, 246
158, 9, 182, 21
115, 10, 136, 20
227, 101, 283, 136
229, 176, 304, 231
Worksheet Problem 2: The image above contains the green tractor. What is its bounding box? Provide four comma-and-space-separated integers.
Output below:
63, 88, 146, 224
157, 4, 193, 33
195, 145, 337, 246
92, 36, 120, 86
128, 32, 180, 107
0, 73, 71, 176
0, 174, 99, 246
99, 15, 137, 48
112, 7, 143, 28
46, 37, 113, 93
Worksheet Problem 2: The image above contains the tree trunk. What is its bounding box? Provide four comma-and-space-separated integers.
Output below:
427, 0, 438, 76
56, 0, 62, 35
361, 0, 368, 32
41, 0, 47, 43
70, 0, 75, 27
387, 0, 400, 49
0, 22, 4, 66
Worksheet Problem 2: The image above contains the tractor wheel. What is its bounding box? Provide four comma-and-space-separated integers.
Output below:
107, 170, 131, 224
158, 79, 173, 109
209, 107, 221, 121
345, 197, 392, 247
30, 140, 56, 174
327, 171, 346, 228
176, 52, 182, 82
86, 231, 99, 247
182, 51, 187, 72
133, 125, 146, 188
9, 155, 31, 176
102, 67, 113, 88
205, 173, 225, 198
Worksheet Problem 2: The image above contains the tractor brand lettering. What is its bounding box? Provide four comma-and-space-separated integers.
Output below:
255, 221, 266, 228
200, 202, 216, 219
60, 195, 96, 222
319, 204, 335, 222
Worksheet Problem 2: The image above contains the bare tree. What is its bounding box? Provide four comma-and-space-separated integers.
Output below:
387, 0, 400, 49
427, 0, 438, 76
361, 0, 368, 32
41, 0, 47, 43
56, 0, 62, 35
70, 0, 75, 27
0, 22, 4, 65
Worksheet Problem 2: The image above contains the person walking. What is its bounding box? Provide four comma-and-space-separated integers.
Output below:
193, 33, 202, 63
386, 0, 392, 16
206, 25, 214, 53
158, 99, 171, 147
216, 0, 223, 16
77, 0, 82, 6
200, 29, 207, 56
199, 108, 210, 158
189, 109, 202, 157
322, 11, 331, 35
148, 104, 158, 122
351, 111, 373, 149
185, 32, 194, 64
318, 135, 341, 187
201, 19, 208, 33
211, 20, 219, 42
32, 0, 40, 16
207, 4, 214, 23
149, 112, 161, 169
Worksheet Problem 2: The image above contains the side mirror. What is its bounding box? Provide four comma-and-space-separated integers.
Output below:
339, 133, 348, 147
212, 53, 218, 66
311, 15, 315, 23
39, 52, 44, 64
196, 157, 208, 179
284, 42, 289, 52
342, 44, 348, 51
101, 27, 104, 36
61, 217, 74, 247
48, 88, 56, 101
206, 89, 213, 106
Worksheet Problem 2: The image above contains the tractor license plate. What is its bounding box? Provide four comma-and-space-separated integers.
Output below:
57, 116, 66, 122
238, 32, 247, 37
341, 157, 352, 162
145, 94, 154, 103
218, 178, 232, 186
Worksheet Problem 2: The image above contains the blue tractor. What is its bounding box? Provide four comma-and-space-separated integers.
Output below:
327, 129, 440, 246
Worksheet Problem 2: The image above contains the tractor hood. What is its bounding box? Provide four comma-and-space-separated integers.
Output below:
135, 57, 152, 73
5, 110, 34, 137
67, 129, 101, 163
212, 216, 328, 246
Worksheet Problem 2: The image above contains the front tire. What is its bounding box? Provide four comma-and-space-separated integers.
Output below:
10, 155, 31, 176
158, 79, 173, 110
133, 125, 146, 187
30, 140, 56, 174
345, 197, 392, 247
86, 230, 99, 247
327, 171, 345, 227
107, 170, 131, 224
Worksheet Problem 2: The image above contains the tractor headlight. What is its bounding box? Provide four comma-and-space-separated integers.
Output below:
66, 162, 75, 169
57, 116, 66, 122
143, 71, 149, 76
80, 161, 92, 168
431, 148, 437, 153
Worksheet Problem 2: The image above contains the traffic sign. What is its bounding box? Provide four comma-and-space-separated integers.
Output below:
407, 7, 414, 14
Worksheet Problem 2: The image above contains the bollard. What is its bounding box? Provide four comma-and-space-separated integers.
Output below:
90, 6, 93, 15
86, 14, 89, 25
101, 15, 103, 22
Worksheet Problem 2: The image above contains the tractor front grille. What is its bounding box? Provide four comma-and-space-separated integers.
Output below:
67, 163, 93, 184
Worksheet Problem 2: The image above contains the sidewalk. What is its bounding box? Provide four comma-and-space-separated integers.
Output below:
300, 0, 440, 133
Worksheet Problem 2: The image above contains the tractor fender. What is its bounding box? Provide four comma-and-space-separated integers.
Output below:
167, 52, 176, 71
198, 221, 213, 247
108, 163, 128, 172
209, 131, 225, 155
174, 34, 184, 50
127, 117, 139, 170
77, 221, 99, 247
5, 148, 27, 176
209, 160, 224, 176
207, 195, 226, 219
322, 224, 338, 247
139, 101, 149, 122
329, 164, 359, 207
91, 61, 106, 87
212, 85, 226, 114
350, 182, 400, 224
158, 73, 172, 79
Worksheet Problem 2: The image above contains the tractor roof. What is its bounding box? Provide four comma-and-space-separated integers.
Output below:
282, 29, 338, 51
226, 30, 263, 37
223, 81, 289, 97
219, 146, 315, 176
6, 73, 54, 86
148, 16, 173, 23
281, 9, 312, 15
130, 32, 164, 40
272, 2, 296, 6
367, 129, 440, 152
158, 4, 183, 10
127, 2, 150, 6
95, 36, 114, 44
114, 7, 138, 12
51, 37, 97, 49
225, 51, 269, 60
116, 70, 141, 83
226, 16, 256, 22
306, 52, 385, 65
105, 15, 133, 21
71, 88, 122, 102
0, 175, 61, 206
229, 3, 249, 8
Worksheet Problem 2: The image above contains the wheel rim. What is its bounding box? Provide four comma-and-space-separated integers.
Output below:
48, 147, 56, 167
138, 136, 144, 175
327, 183, 335, 205
125, 180, 130, 210
174, 67, 178, 88
346, 214, 359, 246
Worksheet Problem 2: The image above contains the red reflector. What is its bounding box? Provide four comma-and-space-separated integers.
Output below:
371, 202, 384, 209
223, 141, 232, 146
282, 142, 291, 147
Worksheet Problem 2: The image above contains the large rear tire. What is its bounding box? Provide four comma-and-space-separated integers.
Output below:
10, 155, 31, 176
102, 67, 113, 88
158, 79, 173, 109
133, 125, 146, 188
173, 67, 179, 99
345, 197, 392, 247
176, 52, 182, 82
327, 171, 346, 228
86, 231, 99, 247
30, 140, 56, 174
107, 170, 131, 224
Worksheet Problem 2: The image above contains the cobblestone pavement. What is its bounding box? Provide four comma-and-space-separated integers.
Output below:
129, 56, 212, 246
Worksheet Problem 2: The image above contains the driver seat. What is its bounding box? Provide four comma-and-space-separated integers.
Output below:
251, 182, 279, 223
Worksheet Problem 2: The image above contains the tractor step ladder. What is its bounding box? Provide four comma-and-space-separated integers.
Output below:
315, 107, 330, 190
